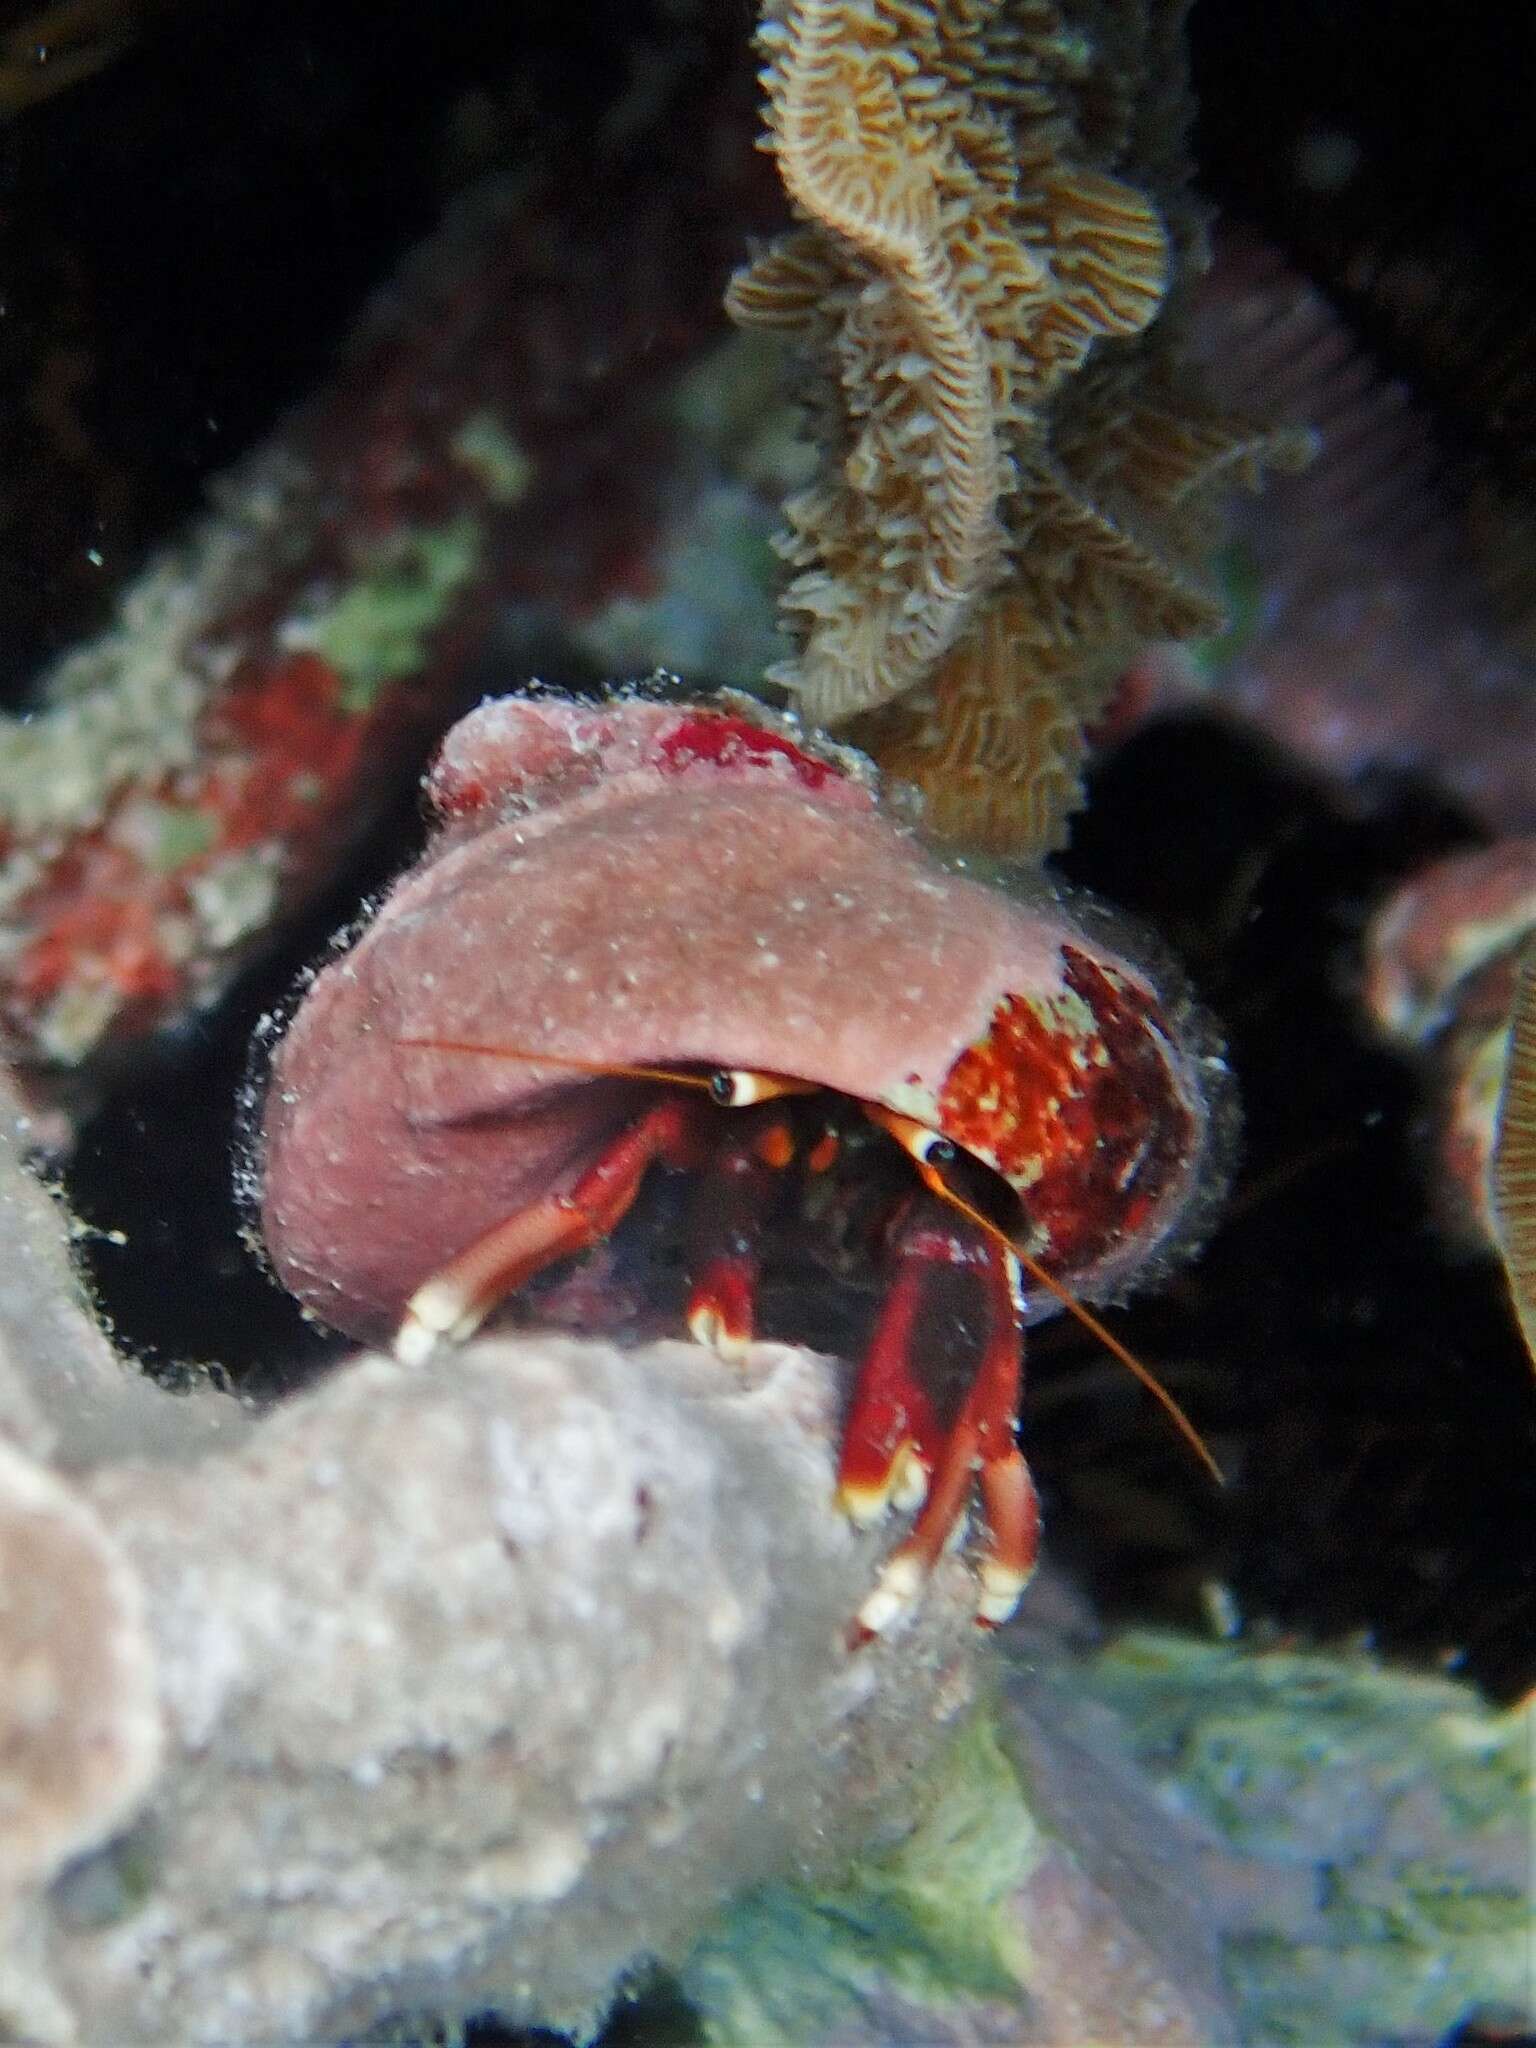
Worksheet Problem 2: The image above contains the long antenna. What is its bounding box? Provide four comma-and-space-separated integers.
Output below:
397, 1038, 816, 1107
396, 1036, 719, 1091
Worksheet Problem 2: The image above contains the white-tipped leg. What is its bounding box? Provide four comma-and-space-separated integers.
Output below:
974, 1556, 1032, 1628
388, 1096, 700, 1373
393, 1277, 484, 1366
972, 1446, 1041, 1629
853, 1550, 929, 1639
889, 1443, 931, 1514
685, 1296, 754, 1362
839, 1440, 927, 1529
393, 1318, 440, 1368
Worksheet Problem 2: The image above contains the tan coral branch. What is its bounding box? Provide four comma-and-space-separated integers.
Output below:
851, 360, 1298, 852
735, 0, 1010, 722
735, 0, 1299, 854
732, 0, 1180, 732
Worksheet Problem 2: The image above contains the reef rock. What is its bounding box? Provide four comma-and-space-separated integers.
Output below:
0, 1314, 980, 2045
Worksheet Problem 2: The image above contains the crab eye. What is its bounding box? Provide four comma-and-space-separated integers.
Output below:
923, 1135, 958, 1170
708, 1070, 739, 1106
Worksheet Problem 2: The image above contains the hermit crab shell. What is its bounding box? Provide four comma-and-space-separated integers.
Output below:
255, 694, 1225, 1343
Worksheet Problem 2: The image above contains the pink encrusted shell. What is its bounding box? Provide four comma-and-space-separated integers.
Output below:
255, 692, 1225, 1341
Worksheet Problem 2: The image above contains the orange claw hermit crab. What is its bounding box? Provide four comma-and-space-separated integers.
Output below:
250, 689, 1230, 1637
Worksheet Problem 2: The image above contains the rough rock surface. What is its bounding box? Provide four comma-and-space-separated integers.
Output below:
0, 1077, 250, 1469
3, 1329, 980, 2047
0, 1442, 161, 2048
683, 1638, 1239, 2048
0, 1444, 160, 1899
994, 1648, 1235, 2044
1075, 1632, 1536, 2045
2, 1056, 1236, 2048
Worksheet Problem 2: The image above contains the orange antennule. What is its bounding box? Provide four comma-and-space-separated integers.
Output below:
395, 1035, 724, 1092
395, 1037, 816, 1105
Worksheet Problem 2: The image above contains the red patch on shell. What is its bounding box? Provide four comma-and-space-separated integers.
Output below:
936, 945, 1194, 1277
654, 712, 842, 790
427, 696, 867, 833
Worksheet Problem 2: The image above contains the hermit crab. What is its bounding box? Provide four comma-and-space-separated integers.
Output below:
252, 689, 1229, 1636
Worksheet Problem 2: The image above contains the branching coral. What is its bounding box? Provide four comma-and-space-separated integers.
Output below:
0, 135, 769, 1091
1159, 232, 1536, 841
0, 185, 540, 1078
858, 352, 1282, 847
1158, 238, 1536, 1275
731, 0, 1300, 851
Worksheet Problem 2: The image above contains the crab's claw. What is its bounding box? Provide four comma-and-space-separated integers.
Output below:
394, 1094, 706, 1364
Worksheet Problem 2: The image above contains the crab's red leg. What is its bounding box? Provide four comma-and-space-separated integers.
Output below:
394, 1095, 705, 1365
975, 1443, 1042, 1625
685, 1111, 800, 1356
835, 1212, 941, 1527
846, 1201, 1041, 1639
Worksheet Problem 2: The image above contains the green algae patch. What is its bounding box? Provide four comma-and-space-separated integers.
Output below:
679, 1707, 1041, 2044
51, 1819, 163, 1931
1077, 1630, 1534, 2044
294, 515, 485, 714
136, 802, 219, 874
451, 413, 533, 506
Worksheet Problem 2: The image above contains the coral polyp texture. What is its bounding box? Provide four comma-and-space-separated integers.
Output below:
730, 0, 1297, 851
1142, 237, 1536, 1273
253, 690, 1226, 1635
